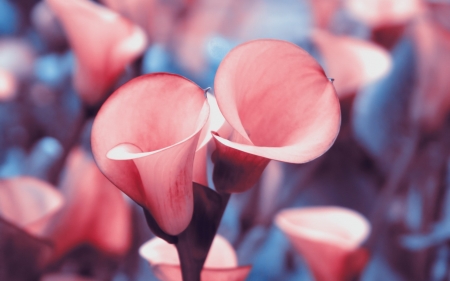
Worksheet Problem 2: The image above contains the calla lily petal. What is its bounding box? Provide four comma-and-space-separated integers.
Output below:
213, 39, 340, 192
46, 0, 147, 104
310, 0, 341, 29
0, 177, 63, 236
276, 206, 370, 281
44, 147, 131, 259
91, 73, 209, 235
140, 235, 251, 281
312, 30, 392, 98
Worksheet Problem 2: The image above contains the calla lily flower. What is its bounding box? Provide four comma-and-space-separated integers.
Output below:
0, 176, 63, 236
139, 235, 251, 281
344, 0, 423, 28
276, 206, 371, 281
46, 0, 147, 105
311, 30, 392, 98
91, 73, 209, 236
44, 147, 132, 259
212, 39, 341, 193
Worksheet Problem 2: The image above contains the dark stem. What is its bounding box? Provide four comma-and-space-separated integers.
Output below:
143, 183, 230, 281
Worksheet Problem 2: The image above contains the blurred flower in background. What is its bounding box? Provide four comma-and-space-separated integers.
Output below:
1, 0, 450, 280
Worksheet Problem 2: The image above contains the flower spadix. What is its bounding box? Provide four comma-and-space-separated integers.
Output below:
91, 73, 209, 236
312, 30, 392, 98
276, 207, 370, 281
139, 235, 251, 281
0, 177, 63, 236
46, 0, 147, 105
212, 39, 341, 193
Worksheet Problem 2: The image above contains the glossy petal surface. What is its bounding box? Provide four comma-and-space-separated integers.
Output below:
44, 147, 131, 259
312, 30, 392, 98
0, 177, 63, 236
214, 39, 340, 163
91, 73, 209, 235
276, 206, 370, 281
46, 0, 147, 104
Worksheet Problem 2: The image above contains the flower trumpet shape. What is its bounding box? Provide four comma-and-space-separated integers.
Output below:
91, 73, 209, 236
0, 177, 63, 236
46, 0, 147, 105
212, 39, 341, 193
139, 235, 251, 281
276, 207, 371, 281
44, 147, 132, 259
311, 30, 392, 98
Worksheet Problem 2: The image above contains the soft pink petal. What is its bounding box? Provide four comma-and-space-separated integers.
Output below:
214, 39, 341, 163
44, 147, 131, 259
0, 177, 63, 237
312, 30, 392, 98
91, 73, 209, 235
344, 0, 423, 28
46, 0, 147, 104
276, 207, 370, 281
0, 69, 17, 102
140, 235, 250, 281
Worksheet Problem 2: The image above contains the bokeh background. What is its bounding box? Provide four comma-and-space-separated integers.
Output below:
1, 0, 450, 280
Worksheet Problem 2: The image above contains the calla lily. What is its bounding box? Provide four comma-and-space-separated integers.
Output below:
44, 147, 132, 259
140, 235, 251, 281
344, 0, 423, 28
311, 30, 392, 98
212, 39, 341, 193
0, 176, 64, 236
46, 0, 147, 105
91, 73, 209, 236
276, 206, 371, 281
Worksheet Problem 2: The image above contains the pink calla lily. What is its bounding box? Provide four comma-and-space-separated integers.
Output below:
276, 206, 371, 281
212, 39, 341, 193
46, 0, 147, 104
44, 147, 132, 259
0, 177, 64, 237
312, 30, 392, 98
91, 73, 209, 236
140, 235, 251, 281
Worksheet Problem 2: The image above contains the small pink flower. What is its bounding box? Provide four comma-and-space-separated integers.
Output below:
139, 235, 251, 281
91, 73, 209, 235
212, 39, 341, 193
276, 206, 370, 281
46, 0, 147, 104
